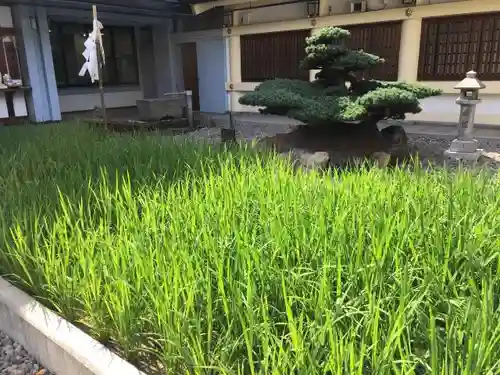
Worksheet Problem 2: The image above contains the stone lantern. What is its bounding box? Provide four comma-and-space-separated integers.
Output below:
222, 85, 236, 143
444, 70, 485, 163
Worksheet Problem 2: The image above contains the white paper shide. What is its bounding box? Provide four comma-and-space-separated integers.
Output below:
78, 19, 105, 83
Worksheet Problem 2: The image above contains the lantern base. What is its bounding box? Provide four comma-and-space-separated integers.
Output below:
444, 149, 482, 161
447, 138, 479, 153
444, 138, 483, 164
444, 149, 483, 165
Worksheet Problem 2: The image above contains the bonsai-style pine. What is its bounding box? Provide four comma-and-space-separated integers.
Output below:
239, 27, 441, 129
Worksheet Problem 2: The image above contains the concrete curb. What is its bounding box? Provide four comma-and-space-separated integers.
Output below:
0, 277, 146, 375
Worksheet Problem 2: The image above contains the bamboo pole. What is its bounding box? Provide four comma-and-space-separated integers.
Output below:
92, 5, 107, 128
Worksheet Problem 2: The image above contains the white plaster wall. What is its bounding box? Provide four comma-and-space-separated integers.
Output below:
58, 89, 143, 113
234, 2, 307, 25
325, 0, 464, 15
0, 6, 28, 119
233, 91, 259, 113
408, 95, 500, 126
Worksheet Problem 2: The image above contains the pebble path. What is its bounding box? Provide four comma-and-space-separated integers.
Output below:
0, 331, 53, 375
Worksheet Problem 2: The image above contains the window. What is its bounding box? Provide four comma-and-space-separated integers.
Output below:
344, 21, 402, 81
240, 30, 310, 82
418, 13, 500, 81
49, 21, 139, 87
0, 28, 22, 81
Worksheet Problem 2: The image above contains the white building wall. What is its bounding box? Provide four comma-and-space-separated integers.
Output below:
407, 95, 500, 126
225, 0, 500, 126
234, 2, 307, 26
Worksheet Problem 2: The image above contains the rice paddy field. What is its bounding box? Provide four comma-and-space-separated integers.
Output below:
0, 123, 500, 375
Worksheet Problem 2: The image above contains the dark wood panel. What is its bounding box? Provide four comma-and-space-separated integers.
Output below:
181, 43, 200, 111
344, 21, 402, 81
418, 13, 500, 81
179, 7, 224, 32
241, 29, 310, 82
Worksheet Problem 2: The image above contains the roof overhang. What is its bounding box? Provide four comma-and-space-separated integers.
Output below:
189, 0, 251, 14
189, 0, 295, 15
6, 0, 193, 17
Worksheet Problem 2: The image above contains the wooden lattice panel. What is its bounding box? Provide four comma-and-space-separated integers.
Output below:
241, 29, 311, 82
344, 21, 403, 81
419, 13, 500, 81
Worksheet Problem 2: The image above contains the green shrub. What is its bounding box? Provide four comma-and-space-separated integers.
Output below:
239, 27, 442, 124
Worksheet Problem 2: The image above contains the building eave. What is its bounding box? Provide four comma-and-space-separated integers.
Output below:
189, 0, 258, 14
5, 0, 194, 17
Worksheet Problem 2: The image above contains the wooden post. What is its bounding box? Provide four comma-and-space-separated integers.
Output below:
185, 90, 194, 129
221, 89, 236, 143
92, 5, 107, 127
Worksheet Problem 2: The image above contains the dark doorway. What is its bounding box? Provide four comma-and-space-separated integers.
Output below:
181, 42, 200, 111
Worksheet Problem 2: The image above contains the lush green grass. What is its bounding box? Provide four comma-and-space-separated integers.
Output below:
1, 123, 500, 375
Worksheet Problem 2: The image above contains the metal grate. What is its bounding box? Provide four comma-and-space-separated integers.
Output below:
344, 21, 402, 81
240, 29, 311, 82
418, 13, 500, 81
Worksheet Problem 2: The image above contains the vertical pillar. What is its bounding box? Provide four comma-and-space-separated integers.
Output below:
228, 34, 240, 112
152, 21, 174, 96
223, 34, 230, 112
223, 12, 235, 112
319, 0, 330, 17
397, 18, 422, 82
166, 19, 177, 94
12, 5, 61, 122
135, 26, 157, 99
134, 26, 145, 98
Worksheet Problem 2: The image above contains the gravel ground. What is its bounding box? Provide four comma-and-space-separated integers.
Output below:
407, 135, 500, 171
0, 332, 52, 375
175, 123, 500, 171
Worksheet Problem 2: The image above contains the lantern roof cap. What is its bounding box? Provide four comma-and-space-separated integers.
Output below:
454, 70, 486, 90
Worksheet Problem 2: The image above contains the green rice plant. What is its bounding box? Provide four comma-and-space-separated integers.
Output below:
0, 123, 499, 375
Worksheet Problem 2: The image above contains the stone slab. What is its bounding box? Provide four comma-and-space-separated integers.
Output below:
448, 138, 480, 153
444, 149, 483, 163
137, 97, 185, 121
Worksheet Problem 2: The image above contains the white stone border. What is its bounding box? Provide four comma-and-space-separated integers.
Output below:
0, 277, 146, 375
